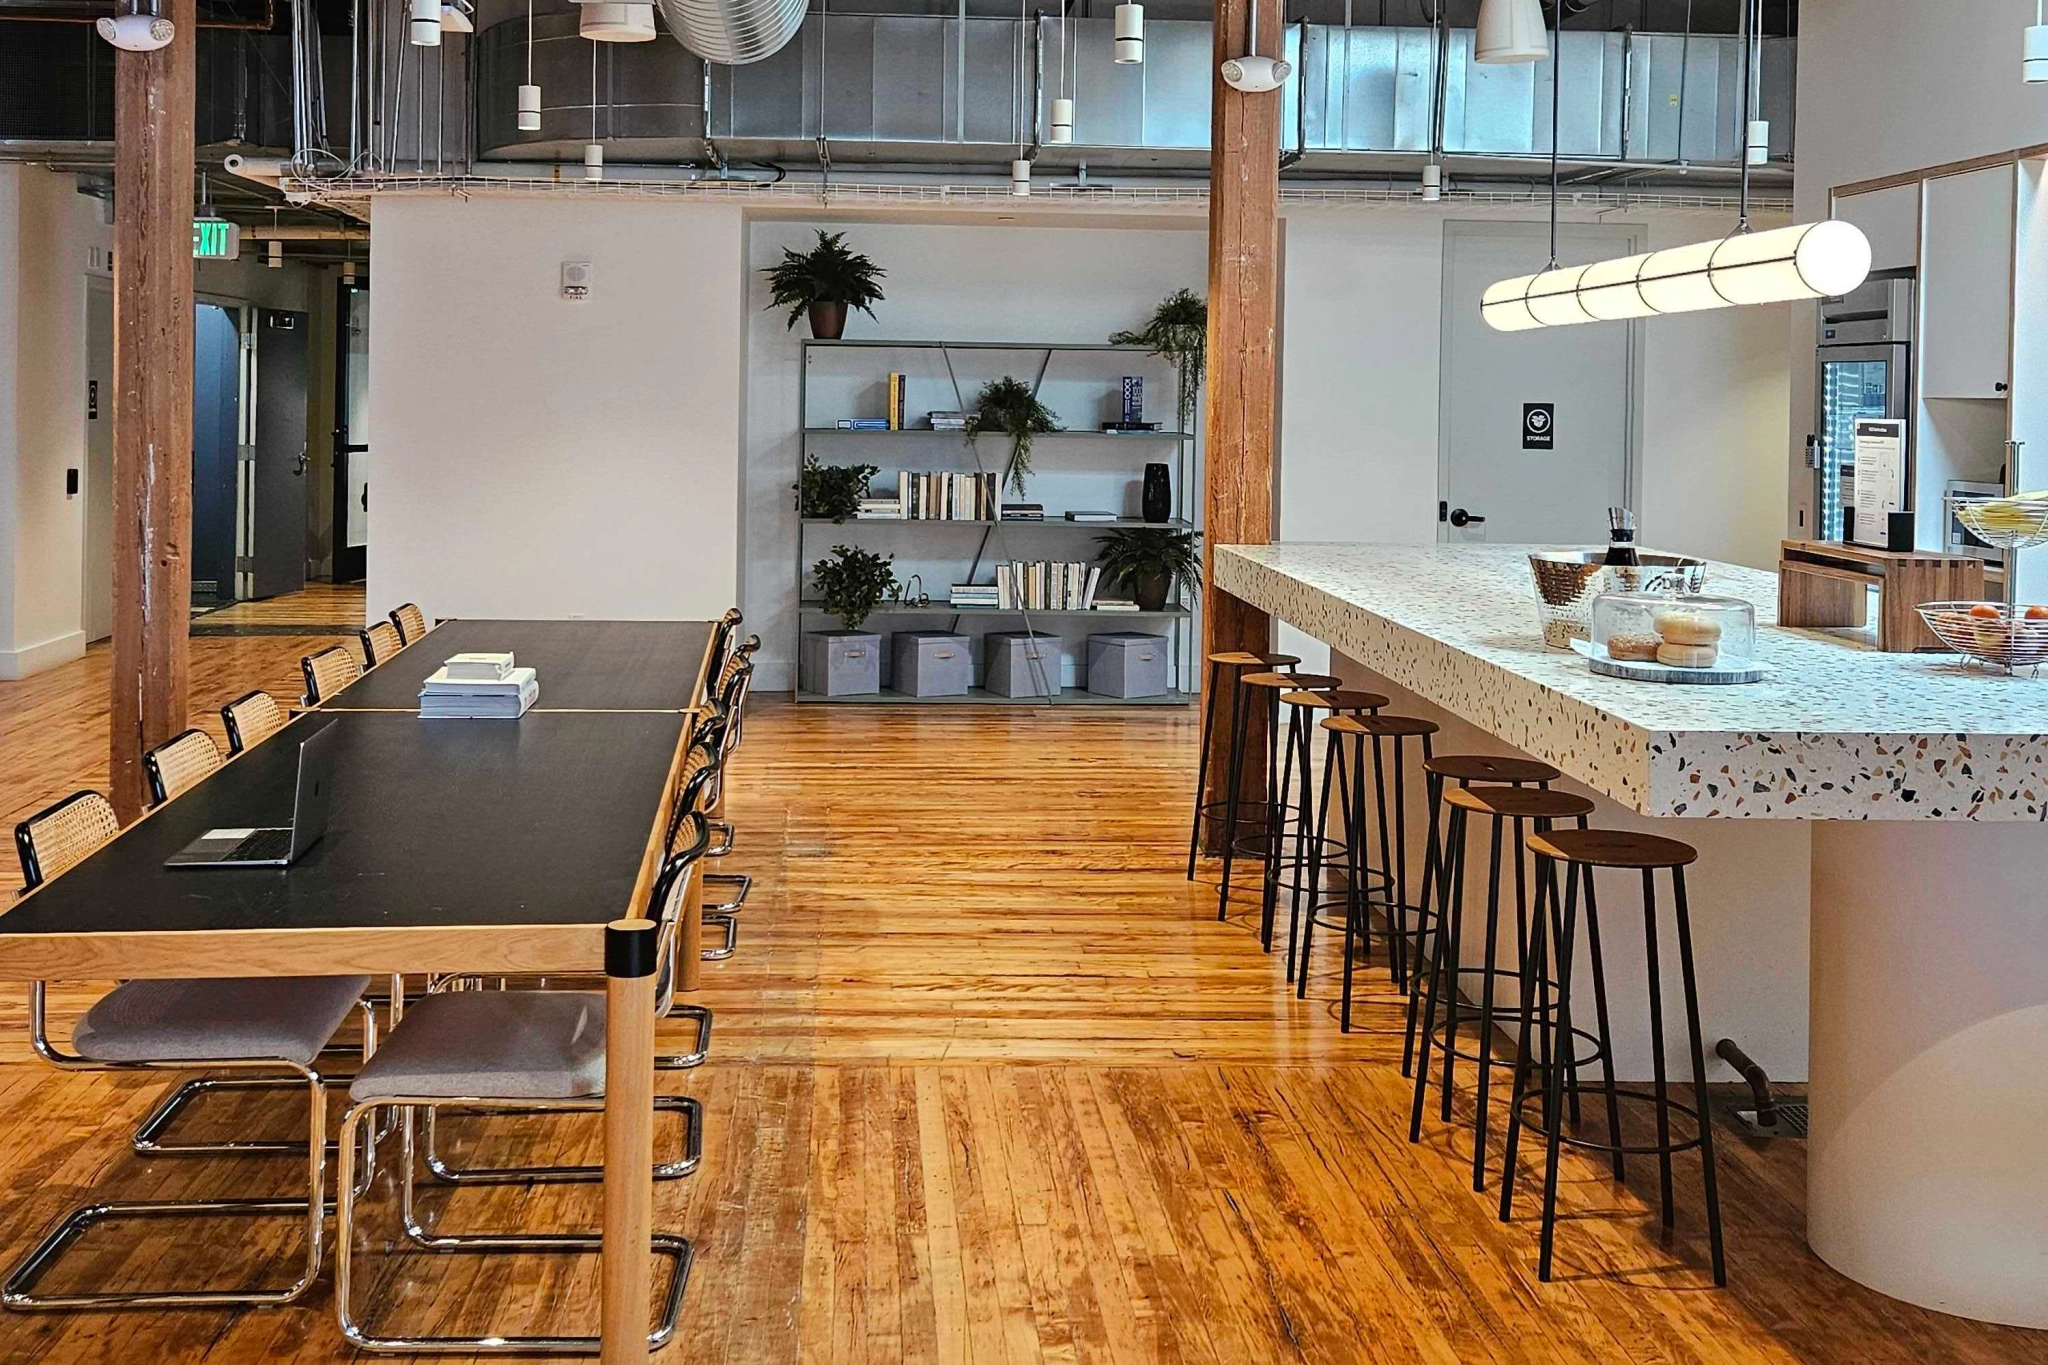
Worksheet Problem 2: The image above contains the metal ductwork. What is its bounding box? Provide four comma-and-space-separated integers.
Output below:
477, 9, 706, 158
655, 0, 801, 65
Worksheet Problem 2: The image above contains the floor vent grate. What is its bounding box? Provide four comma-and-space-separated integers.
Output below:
1731, 1101, 1808, 1139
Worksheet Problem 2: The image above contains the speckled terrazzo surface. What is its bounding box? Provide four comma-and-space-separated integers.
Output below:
1216, 543, 2048, 822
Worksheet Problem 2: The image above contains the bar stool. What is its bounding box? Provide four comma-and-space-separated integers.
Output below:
1409, 784, 1608, 1194
1267, 687, 1388, 960
1298, 712, 1438, 1029
1187, 651, 1301, 880
1501, 828, 1725, 1286
1214, 669, 1340, 927
1404, 754, 1563, 1075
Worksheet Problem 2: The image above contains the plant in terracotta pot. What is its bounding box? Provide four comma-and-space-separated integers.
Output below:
1094, 527, 1201, 613
812, 543, 897, 630
763, 231, 886, 339
964, 376, 1061, 497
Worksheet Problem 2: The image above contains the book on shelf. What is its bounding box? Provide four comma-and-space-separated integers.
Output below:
993, 561, 1103, 612
1001, 503, 1045, 521
1093, 598, 1141, 612
927, 410, 969, 431
836, 417, 891, 431
895, 469, 1001, 521
1064, 510, 1118, 522
1099, 422, 1163, 433
887, 372, 907, 431
949, 584, 1000, 608
1121, 375, 1144, 426
855, 498, 904, 520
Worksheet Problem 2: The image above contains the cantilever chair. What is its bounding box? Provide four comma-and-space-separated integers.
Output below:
6, 790, 376, 1310
143, 728, 224, 806
359, 619, 404, 667
221, 689, 289, 755
388, 601, 429, 645
332, 840, 710, 1353
302, 644, 362, 705
704, 607, 744, 693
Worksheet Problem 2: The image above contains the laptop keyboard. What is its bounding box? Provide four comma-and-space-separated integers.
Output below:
230, 828, 295, 862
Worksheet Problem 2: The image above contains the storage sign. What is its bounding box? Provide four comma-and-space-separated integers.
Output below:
1522, 403, 1554, 451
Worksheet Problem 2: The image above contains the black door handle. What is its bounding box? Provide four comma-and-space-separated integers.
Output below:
1448, 508, 1485, 528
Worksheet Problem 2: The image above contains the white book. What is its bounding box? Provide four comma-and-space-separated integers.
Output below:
420, 676, 539, 718
421, 665, 538, 696
441, 652, 515, 681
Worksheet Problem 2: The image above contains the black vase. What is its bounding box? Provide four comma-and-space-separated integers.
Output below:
1141, 463, 1172, 524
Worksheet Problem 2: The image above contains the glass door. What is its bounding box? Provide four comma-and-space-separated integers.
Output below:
1815, 344, 1909, 542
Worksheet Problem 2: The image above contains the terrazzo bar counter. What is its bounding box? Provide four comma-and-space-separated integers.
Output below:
1217, 541, 2048, 1328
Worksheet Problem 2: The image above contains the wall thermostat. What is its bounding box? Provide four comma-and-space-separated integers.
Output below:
561, 260, 592, 300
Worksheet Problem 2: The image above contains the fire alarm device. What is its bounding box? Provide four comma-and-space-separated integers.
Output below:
561, 260, 592, 300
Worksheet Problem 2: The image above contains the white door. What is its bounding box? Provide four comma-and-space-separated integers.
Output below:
83, 280, 114, 643
1439, 222, 1640, 545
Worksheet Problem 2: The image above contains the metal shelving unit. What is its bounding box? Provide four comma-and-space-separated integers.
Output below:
796, 339, 1200, 706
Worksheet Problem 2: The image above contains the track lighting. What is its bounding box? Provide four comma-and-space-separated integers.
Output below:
1474, 0, 1546, 63
2028, 1, 2048, 82
408, 0, 439, 46
1113, 2, 1142, 64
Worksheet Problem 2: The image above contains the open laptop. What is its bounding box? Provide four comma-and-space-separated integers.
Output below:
166, 721, 339, 869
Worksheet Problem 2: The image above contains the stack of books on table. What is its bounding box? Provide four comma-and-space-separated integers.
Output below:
855, 496, 904, 519
949, 583, 1000, 609
995, 561, 1102, 611
419, 652, 539, 718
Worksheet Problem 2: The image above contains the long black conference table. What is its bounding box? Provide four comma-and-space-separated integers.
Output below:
0, 618, 719, 1364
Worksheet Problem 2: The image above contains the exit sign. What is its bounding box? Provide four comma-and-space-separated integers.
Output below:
192, 216, 241, 260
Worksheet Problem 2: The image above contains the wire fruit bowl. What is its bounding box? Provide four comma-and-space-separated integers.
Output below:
1917, 601, 2048, 673
1955, 497, 2048, 551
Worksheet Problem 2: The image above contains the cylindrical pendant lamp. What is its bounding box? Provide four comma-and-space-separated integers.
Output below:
1114, 2, 1143, 64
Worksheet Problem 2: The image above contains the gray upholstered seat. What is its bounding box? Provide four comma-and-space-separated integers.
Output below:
73, 974, 372, 1065
349, 990, 607, 1103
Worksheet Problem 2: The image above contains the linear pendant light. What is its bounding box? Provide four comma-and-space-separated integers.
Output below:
1482, 0, 1871, 332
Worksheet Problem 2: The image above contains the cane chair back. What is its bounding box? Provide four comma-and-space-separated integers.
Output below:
706, 608, 744, 686
359, 620, 404, 667
667, 737, 725, 851
221, 690, 288, 755
144, 729, 224, 805
652, 812, 714, 1009
302, 645, 362, 705
389, 602, 429, 644
15, 791, 120, 891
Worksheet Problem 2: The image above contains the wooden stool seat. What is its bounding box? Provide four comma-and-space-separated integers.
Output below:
1527, 828, 1698, 868
1208, 650, 1302, 669
1279, 688, 1390, 712
1424, 754, 1561, 785
1445, 785, 1594, 820
1322, 713, 1438, 740
1241, 671, 1340, 691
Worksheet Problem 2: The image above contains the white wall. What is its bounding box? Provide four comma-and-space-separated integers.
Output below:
368, 194, 744, 624
1276, 204, 1791, 670
742, 216, 1207, 692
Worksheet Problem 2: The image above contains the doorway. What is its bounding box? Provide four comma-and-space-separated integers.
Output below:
83, 281, 113, 643
332, 277, 369, 584
1438, 222, 1642, 545
192, 301, 240, 607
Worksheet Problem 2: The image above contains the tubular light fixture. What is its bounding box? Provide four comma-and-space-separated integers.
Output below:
2028, 0, 2048, 82
1114, 1, 1142, 63
1483, 0, 1872, 331
517, 0, 541, 130
266, 238, 283, 268
1420, 162, 1442, 202
1010, 0, 1030, 192
409, 0, 439, 46
1011, 158, 1032, 196
1474, 0, 1545, 63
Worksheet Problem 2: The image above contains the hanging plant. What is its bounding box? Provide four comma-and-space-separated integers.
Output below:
794, 455, 879, 523
811, 544, 897, 630
1109, 288, 1207, 437
762, 230, 886, 337
964, 376, 1061, 498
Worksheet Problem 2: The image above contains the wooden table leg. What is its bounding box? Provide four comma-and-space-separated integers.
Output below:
603, 919, 659, 1365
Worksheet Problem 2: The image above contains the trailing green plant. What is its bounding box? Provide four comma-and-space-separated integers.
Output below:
761, 230, 886, 330
964, 376, 1061, 497
811, 543, 897, 630
1093, 526, 1202, 610
794, 454, 880, 523
1109, 288, 1207, 438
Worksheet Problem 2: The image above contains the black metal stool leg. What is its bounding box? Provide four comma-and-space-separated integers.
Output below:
1498, 852, 1559, 1224
1258, 689, 1285, 950
1536, 861, 1581, 1283
1367, 734, 1394, 980
1294, 726, 1340, 989
1643, 868, 1677, 1229
1285, 707, 1318, 949
1336, 731, 1364, 1025
1672, 867, 1728, 1286
1577, 834, 1626, 1178
1470, 811, 1507, 1192
1386, 737, 1410, 990
1408, 801, 1462, 1142
1188, 659, 1223, 880
1403, 770, 1447, 1077
1216, 678, 1252, 922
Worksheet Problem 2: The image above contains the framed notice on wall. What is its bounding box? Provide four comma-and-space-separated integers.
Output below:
1851, 419, 1907, 548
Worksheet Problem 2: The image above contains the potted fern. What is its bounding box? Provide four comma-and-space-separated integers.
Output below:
763, 231, 886, 339
964, 377, 1061, 497
1094, 527, 1201, 613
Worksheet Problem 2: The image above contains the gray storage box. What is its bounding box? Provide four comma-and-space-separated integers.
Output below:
799, 630, 882, 697
985, 632, 1063, 698
891, 631, 971, 697
1086, 632, 1170, 699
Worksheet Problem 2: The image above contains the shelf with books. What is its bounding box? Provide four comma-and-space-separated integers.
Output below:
796, 335, 1199, 707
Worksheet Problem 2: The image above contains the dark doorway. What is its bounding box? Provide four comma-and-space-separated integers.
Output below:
332, 277, 369, 584
191, 301, 240, 608
251, 308, 311, 599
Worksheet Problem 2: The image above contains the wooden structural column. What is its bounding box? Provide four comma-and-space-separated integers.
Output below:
109, 0, 198, 820
1198, 0, 1283, 852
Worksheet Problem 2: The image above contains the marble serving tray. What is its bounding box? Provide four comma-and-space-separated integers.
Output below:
1570, 638, 1766, 685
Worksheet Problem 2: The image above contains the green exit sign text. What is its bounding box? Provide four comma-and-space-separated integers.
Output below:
192, 217, 241, 260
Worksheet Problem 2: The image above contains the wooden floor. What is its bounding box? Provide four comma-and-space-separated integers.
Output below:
0, 586, 2042, 1362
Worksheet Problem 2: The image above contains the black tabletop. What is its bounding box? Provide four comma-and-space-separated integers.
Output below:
0, 707, 686, 938
329, 620, 715, 712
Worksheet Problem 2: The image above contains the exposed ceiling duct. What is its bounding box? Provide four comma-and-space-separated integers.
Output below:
653, 0, 803, 64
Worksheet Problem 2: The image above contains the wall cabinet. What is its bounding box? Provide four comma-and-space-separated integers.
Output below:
1920, 166, 2015, 400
